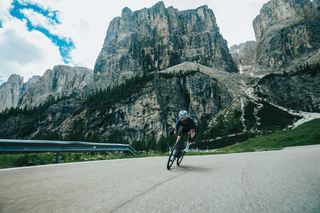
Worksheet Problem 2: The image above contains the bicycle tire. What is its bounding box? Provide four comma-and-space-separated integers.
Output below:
176, 151, 185, 166
167, 148, 176, 170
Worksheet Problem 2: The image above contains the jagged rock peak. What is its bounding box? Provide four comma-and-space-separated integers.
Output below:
94, 2, 238, 88
253, 0, 315, 41
0, 74, 24, 112
7, 74, 23, 84
26, 75, 41, 84
19, 65, 94, 109
121, 7, 133, 17
21, 75, 41, 94
152, 1, 165, 9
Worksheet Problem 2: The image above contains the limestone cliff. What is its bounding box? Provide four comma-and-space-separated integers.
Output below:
0, 65, 233, 141
253, 0, 320, 70
94, 2, 238, 88
0, 62, 304, 145
255, 64, 320, 112
0, 74, 23, 112
19, 65, 94, 109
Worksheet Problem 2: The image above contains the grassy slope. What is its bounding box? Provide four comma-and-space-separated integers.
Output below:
215, 119, 320, 153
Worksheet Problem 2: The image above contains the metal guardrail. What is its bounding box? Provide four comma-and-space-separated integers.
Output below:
0, 139, 137, 162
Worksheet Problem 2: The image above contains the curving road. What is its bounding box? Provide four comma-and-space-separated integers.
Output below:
1, 145, 320, 213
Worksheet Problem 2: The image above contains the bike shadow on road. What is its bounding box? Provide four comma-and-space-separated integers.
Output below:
169, 164, 213, 173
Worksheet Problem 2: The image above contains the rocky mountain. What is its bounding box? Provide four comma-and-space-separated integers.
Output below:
251, 0, 320, 114
0, 66, 93, 112
0, 74, 24, 112
94, 2, 238, 88
19, 65, 94, 109
0, 62, 302, 145
230, 41, 256, 74
0, 65, 233, 141
253, 0, 320, 71
255, 64, 320, 112
21, 75, 41, 93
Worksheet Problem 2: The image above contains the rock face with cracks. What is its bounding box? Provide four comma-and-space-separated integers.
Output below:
0, 66, 233, 142
253, 0, 320, 70
18, 65, 94, 109
0, 74, 24, 112
94, 2, 238, 88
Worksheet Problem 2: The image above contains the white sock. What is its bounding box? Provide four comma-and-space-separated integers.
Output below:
185, 143, 190, 150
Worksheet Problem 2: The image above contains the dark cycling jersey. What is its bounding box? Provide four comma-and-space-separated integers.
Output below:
175, 117, 196, 135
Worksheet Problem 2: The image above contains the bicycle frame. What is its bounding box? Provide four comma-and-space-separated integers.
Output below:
167, 134, 189, 170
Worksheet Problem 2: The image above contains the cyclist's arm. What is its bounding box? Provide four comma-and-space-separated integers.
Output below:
175, 121, 183, 143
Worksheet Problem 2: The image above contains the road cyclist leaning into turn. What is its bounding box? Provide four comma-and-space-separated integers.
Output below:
172, 110, 196, 157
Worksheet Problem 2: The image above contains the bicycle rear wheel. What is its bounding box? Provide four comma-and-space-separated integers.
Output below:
167, 148, 176, 170
176, 151, 185, 166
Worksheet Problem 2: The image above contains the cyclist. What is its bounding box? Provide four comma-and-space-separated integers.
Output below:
173, 110, 196, 156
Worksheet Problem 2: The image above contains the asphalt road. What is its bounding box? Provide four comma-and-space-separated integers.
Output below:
1, 145, 320, 213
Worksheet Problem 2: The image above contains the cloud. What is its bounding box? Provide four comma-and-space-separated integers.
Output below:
9, 0, 74, 63
0, 29, 43, 63
0, 0, 71, 83
0, 17, 62, 82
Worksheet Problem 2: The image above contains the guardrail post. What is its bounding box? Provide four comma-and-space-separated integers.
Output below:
56, 152, 61, 163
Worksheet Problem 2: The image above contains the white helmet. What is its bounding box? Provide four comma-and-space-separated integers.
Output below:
178, 110, 188, 119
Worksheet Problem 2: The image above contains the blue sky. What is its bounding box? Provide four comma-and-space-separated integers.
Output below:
0, 0, 269, 85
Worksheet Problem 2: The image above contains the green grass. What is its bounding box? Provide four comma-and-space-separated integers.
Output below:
0, 154, 21, 169
215, 119, 320, 154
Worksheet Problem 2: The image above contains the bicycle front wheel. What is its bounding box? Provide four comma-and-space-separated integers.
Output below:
167, 148, 176, 170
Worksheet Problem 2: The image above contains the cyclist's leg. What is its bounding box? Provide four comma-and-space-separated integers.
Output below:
176, 134, 188, 156
185, 129, 196, 151
188, 129, 196, 141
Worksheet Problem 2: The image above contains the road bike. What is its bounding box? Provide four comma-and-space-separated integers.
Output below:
167, 134, 190, 170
